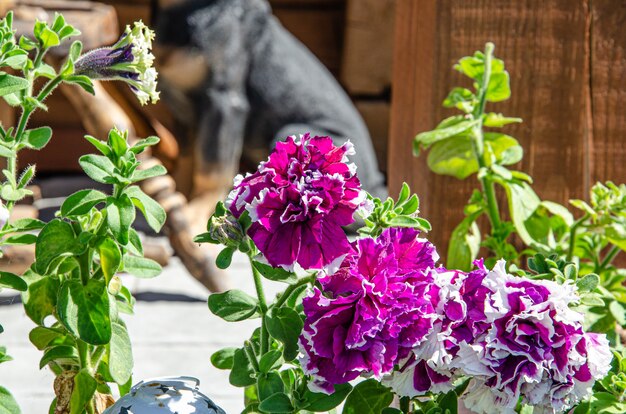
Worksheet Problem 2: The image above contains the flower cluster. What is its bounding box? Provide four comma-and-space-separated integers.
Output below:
75, 21, 159, 105
386, 260, 613, 413
299, 227, 440, 393
299, 224, 612, 413
226, 134, 363, 271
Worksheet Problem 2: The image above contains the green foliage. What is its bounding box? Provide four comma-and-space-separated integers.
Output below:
359, 182, 431, 237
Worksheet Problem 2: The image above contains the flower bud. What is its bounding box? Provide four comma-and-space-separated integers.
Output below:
108, 275, 122, 296
208, 214, 244, 247
74, 21, 159, 105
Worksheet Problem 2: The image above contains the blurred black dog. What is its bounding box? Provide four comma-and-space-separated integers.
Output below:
154, 0, 387, 227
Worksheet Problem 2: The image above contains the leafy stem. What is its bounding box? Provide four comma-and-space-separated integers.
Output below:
274, 274, 316, 308
250, 256, 270, 355
567, 214, 589, 262
598, 245, 621, 273
470, 43, 502, 234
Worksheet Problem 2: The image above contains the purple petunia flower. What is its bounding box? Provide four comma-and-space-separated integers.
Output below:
455, 261, 612, 414
74, 21, 159, 105
299, 227, 440, 393
226, 134, 364, 271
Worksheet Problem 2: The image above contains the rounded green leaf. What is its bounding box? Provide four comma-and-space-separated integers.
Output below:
70, 370, 97, 414
79, 154, 115, 184
35, 219, 84, 275
61, 189, 107, 217
106, 194, 135, 245
258, 392, 293, 414
229, 348, 256, 387
265, 307, 303, 361
0, 385, 21, 414
0, 271, 27, 291
22, 273, 60, 325
257, 372, 284, 402
123, 255, 162, 278
301, 383, 352, 412
342, 379, 394, 414
57, 279, 112, 345
22, 127, 52, 150
125, 186, 165, 232
211, 347, 237, 370
208, 290, 258, 322
109, 322, 133, 385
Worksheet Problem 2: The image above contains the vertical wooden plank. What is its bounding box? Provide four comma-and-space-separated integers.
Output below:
389, 0, 590, 256
590, 1, 626, 184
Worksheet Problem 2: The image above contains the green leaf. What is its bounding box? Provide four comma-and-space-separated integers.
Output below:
9, 218, 45, 232
610, 301, 626, 326
414, 118, 479, 154
37, 25, 60, 49
70, 370, 97, 414
68, 40, 82, 62
29, 326, 70, 351
65, 75, 94, 94
215, 247, 236, 269
3, 50, 27, 70
107, 129, 128, 160
61, 189, 107, 217
0, 386, 21, 414
22, 272, 60, 325
0, 144, 15, 158
442, 87, 476, 113
229, 348, 256, 387
123, 255, 162, 278
258, 393, 293, 413
39, 345, 79, 369
258, 372, 284, 402
265, 307, 303, 361
125, 186, 165, 232
426, 135, 478, 179
127, 228, 143, 256
106, 194, 135, 245
131, 164, 167, 182
438, 390, 458, 414
0, 73, 28, 97
22, 127, 52, 150
97, 238, 121, 283
259, 350, 282, 373
499, 181, 542, 248
211, 347, 237, 370
109, 322, 133, 385
577, 274, 600, 293
79, 154, 115, 184
252, 261, 297, 284
35, 219, 84, 275
301, 383, 352, 412
342, 379, 394, 414
0, 271, 27, 291
2, 233, 38, 245
447, 213, 482, 271
130, 136, 160, 154
483, 113, 522, 127
486, 71, 511, 102
57, 279, 112, 345
484, 133, 523, 166
83, 135, 110, 156
386, 215, 430, 231
208, 290, 259, 322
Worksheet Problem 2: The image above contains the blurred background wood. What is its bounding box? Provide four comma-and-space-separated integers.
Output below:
388, 0, 626, 259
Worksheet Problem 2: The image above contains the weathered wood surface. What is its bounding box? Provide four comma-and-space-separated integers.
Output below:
341, 0, 396, 95
389, 0, 605, 257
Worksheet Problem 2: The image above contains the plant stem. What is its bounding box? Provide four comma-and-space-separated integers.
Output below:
470, 43, 502, 233
250, 257, 269, 355
77, 340, 91, 373
274, 275, 316, 308
243, 340, 260, 373
598, 245, 621, 273
567, 214, 589, 262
